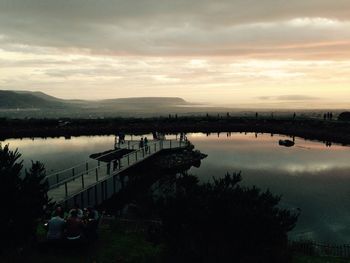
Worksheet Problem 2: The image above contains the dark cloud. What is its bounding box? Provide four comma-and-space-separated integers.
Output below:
0, 0, 350, 57
1, 0, 350, 105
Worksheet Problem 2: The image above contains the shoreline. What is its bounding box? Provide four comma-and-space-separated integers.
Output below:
1, 117, 350, 145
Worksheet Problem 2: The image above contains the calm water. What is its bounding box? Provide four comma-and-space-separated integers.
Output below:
3, 133, 350, 243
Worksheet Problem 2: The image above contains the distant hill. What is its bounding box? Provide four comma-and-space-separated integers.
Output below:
99, 97, 187, 107
0, 90, 188, 111
13, 90, 65, 102
0, 90, 67, 109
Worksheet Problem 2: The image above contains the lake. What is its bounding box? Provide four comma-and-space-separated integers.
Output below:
3, 132, 350, 244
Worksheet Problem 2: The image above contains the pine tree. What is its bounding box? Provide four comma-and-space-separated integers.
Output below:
0, 144, 50, 250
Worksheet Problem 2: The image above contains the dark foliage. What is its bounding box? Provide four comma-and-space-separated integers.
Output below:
0, 144, 50, 251
1, 116, 350, 146
338, 112, 350, 121
157, 173, 299, 263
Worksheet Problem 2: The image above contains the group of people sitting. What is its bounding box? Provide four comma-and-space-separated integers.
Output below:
46, 204, 100, 244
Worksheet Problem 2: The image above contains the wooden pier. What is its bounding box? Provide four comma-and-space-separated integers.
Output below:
46, 139, 188, 207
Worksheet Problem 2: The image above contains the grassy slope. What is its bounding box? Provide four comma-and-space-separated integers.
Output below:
294, 255, 349, 263
1, 222, 348, 263
1, 222, 162, 263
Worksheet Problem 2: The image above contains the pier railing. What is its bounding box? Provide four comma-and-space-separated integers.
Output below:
45, 140, 140, 185
47, 139, 187, 202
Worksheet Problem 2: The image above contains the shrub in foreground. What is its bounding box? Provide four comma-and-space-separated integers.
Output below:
157, 173, 299, 263
0, 144, 50, 252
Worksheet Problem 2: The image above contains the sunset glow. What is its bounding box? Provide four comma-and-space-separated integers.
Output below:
1, 0, 350, 108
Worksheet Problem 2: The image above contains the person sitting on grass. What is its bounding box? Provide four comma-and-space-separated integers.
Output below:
66, 210, 84, 241
85, 207, 100, 241
69, 204, 83, 219
47, 207, 66, 242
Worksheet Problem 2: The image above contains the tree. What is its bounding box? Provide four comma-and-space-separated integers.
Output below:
157, 173, 299, 263
338, 112, 350, 121
0, 144, 50, 251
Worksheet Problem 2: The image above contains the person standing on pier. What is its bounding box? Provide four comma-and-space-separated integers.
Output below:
139, 137, 144, 149
144, 137, 149, 153
139, 137, 145, 156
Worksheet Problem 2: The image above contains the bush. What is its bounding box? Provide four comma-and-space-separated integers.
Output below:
0, 144, 50, 252
338, 112, 350, 121
157, 173, 299, 263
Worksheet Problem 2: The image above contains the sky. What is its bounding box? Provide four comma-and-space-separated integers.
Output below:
0, 0, 350, 108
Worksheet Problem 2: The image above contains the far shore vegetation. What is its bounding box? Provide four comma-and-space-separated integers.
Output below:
1, 113, 350, 145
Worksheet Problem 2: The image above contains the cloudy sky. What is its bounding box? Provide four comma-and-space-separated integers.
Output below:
1, 0, 350, 108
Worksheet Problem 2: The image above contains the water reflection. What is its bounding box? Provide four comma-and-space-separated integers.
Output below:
187, 133, 350, 177
185, 133, 350, 244
2, 132, 350, 243
2, 134, 153, 173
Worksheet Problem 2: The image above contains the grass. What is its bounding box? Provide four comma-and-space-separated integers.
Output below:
93, 223, 163, 263
1, 221, 163, 263
294, 254, 350, 263
2, 222, 350, 263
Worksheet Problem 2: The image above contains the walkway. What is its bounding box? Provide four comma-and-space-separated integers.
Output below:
46, 139, 188, 205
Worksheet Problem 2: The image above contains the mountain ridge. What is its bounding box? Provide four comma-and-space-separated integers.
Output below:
0, 90, 188, 109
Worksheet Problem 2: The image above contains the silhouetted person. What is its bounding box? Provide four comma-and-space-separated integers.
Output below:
180, 132, 187, 142
293, 112, 296, 120
144, 137, 149, 153
255, 112, 258, 119
107, 162, 111, 175
323, 113, 327, 120
69, 204, 83, 219
152, 132, 157, 140
139, 137, 145, 156
113, 159, 119, 170
139, 137, 144, 149
85, 207, 99, 241
118, 133, 125, 144
66, 210, 84, 241
47, 207, 65, 242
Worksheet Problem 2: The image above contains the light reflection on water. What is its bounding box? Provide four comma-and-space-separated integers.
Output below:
2, 134, 150, 173
2, 132, 350, 243
186, 133, 350, 244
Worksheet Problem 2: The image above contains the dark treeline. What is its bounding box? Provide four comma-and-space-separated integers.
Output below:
1, 115, 350, 144
0, 145, 50, 254
101, 168, 299, 262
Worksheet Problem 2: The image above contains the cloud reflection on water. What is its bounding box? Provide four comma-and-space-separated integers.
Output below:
187, 133, 350, 243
